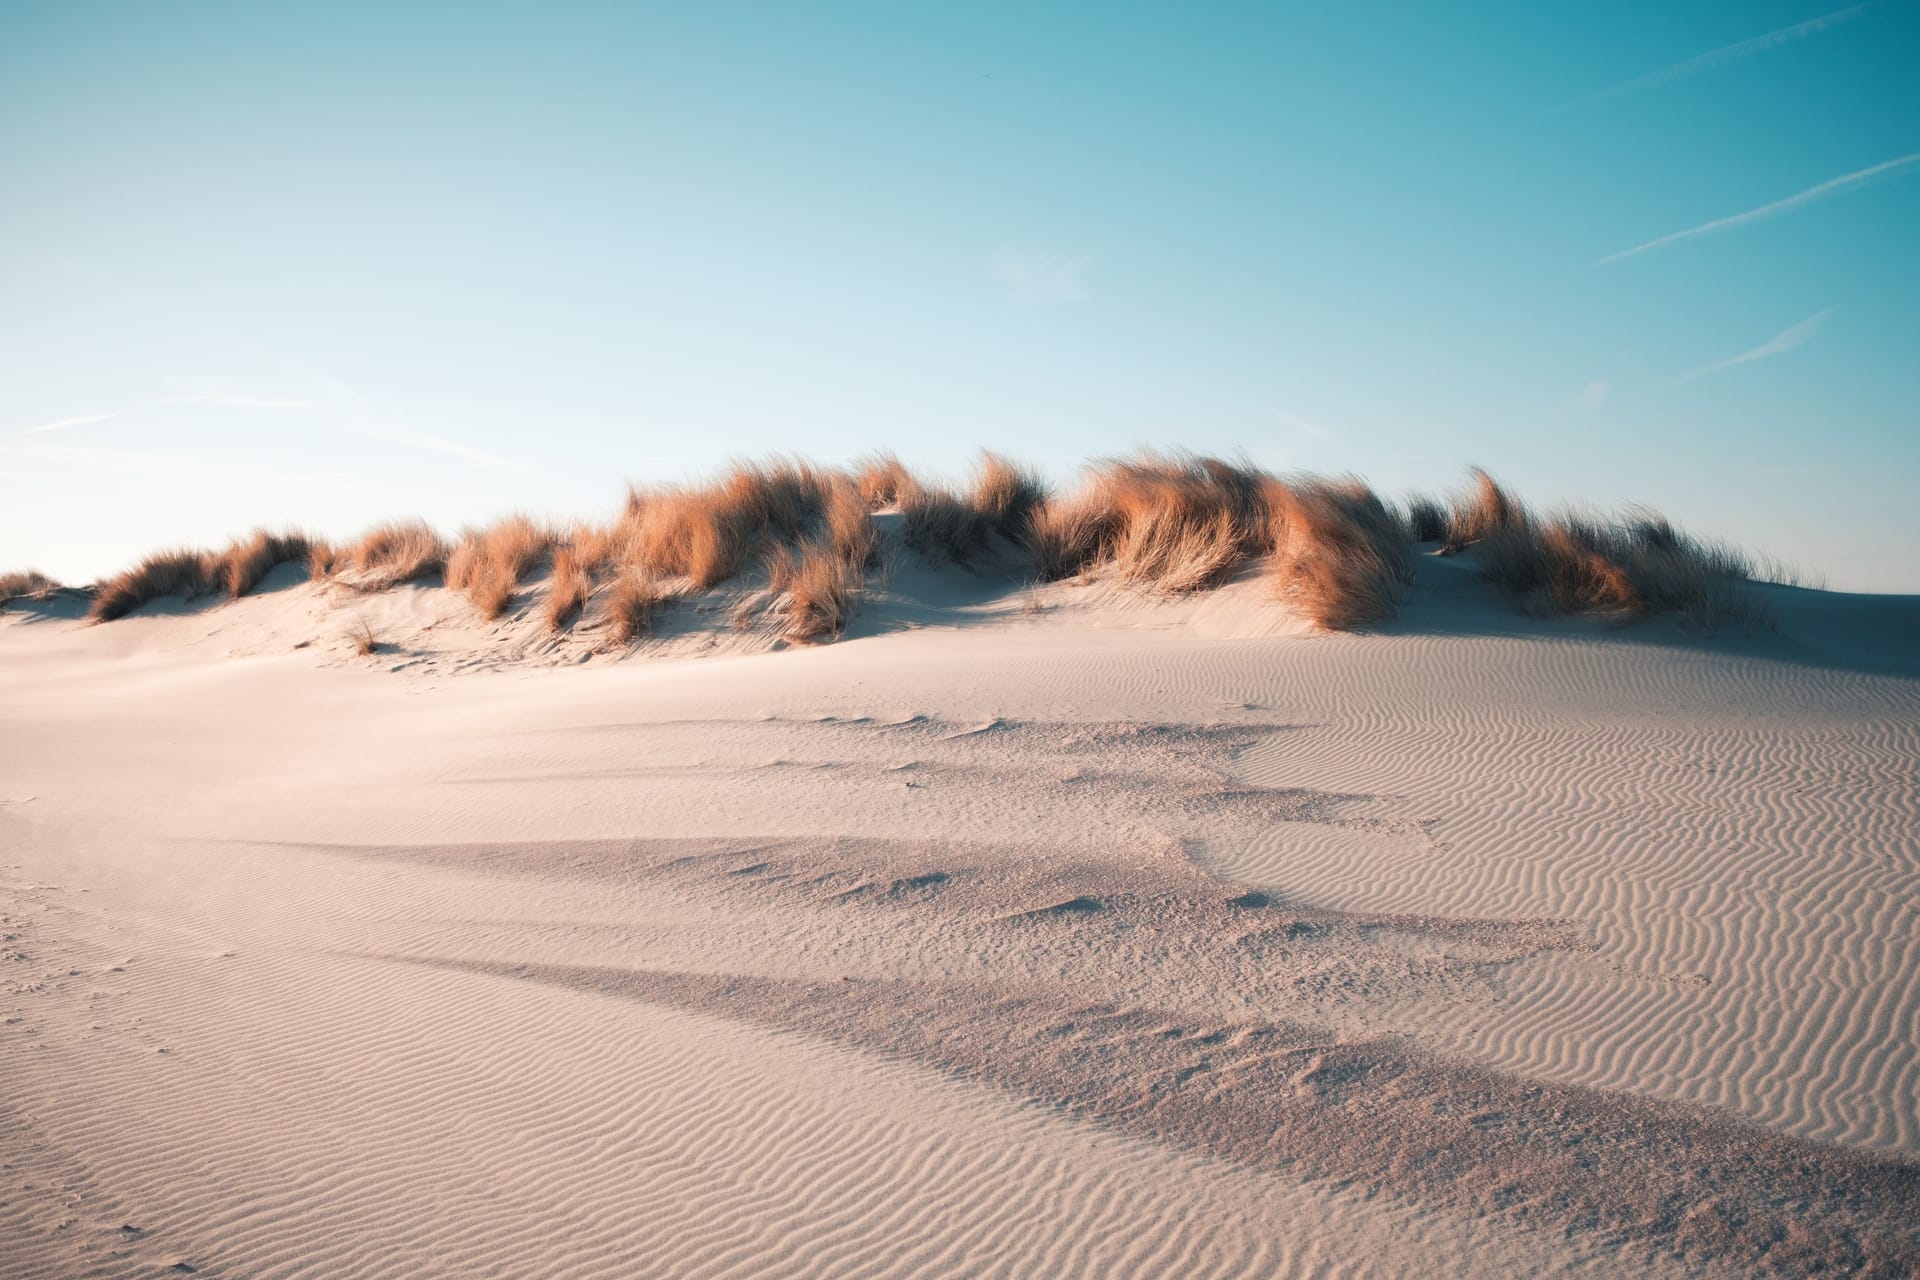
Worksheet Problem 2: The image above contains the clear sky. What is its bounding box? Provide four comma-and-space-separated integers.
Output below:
4, 1, 1917, 590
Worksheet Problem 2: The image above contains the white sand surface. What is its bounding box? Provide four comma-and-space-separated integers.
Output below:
3, 556, 1916, 1277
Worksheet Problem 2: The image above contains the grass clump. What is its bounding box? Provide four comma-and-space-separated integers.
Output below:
971, 452, 1048, 542
0, 570, 59, 608
89, 550, 217, 622
1477, 506, 1758, 626
1027, 453, 1269, 592
622, 459, 834, 590
213, 529, 315, 599
1442, 467, 1524, 552
1404, 495, 1448, 544
854, 452, 917, 510
605, 570, 660, 645
545, 545, 593, 633
1267, 477, 1412, 629
768, 540, 863, 642
446, 515, 554, 620
328, 521, 447, 589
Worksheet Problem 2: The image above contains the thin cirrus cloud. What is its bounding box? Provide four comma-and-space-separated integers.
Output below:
1670, 308, 1832, 385
1596, 152, 1920, 266
1557, 3, 1870, 110
19, 392, 315, 436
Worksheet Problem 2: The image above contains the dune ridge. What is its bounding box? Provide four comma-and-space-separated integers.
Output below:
3, 494, 1916, 1278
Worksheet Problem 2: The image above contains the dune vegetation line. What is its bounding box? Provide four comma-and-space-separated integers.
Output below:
5, 453, 1777, 642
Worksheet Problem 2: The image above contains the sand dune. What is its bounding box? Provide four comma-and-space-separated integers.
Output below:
3, 552, 1916, 1277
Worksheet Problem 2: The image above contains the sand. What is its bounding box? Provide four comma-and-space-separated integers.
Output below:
2, 554, 1916, 1277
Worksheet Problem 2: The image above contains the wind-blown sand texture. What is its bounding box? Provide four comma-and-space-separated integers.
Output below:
2, 552, 1916, 1277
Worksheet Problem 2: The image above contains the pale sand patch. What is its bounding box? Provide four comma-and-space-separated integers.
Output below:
2, 561, 1915, 1276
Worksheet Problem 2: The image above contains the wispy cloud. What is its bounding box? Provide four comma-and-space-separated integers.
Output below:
1597, 152, 1920, 266
1574, 379, 1613, 412
1274, 410, 1340, 443
19, 392, 315, 436
1559, 4, 1869, 110
1670, 308, 1832, 384
993, 249, 1089, 305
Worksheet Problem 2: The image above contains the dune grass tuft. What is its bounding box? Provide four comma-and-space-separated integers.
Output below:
767, 539, 863, 642
1026, 453, 1270, 593
1404, 495, 1448, 544
622, 459, 835, 590
545, 545, 593, 633
0, 570, 59, 608
854, 452, 917, 510
605, 570, 659, 645
214, 530, 315, 599
971, 452, 1049, 542
1443, 467, 1524, 552
89, 550, 217, 622
329, 521, 448, 589
1267, 477, 1412, 629
446, 515, 554, 620
1477, 505, 1758, 626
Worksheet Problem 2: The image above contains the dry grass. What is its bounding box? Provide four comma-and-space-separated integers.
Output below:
777, 540, 863, 642
1477, 506, 1758, 626
351, 618, 380, 656
73, 451, 1783, 641
854, 452, 917, 509
1026, 454, 1270, 593
1442, 468, 1524, 552
307, 540, 339, 581
1404, 495, 1448, 544
605, 570, 659, 645
899, 484, 984, 561
446, 516, 554, 620
545, 545, 593, 633
971, 452, 1048, 542
823, 480, 878, 570
213, 529, 315, 599
90, 549, 217, 622
622, 459, 834, 590
1026, 492, 1118, 580
329, 521, 447, 589
1267, 477, 1412, 630
0, 570, 59, 608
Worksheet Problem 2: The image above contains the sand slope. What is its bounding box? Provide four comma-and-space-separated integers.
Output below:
2, 559, 1916, 1277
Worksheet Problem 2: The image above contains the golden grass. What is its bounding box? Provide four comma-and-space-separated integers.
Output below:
545, 545, 593, 633
1443, 467, 1523, 551
1027, 453, 1269, 592
854, 452, 917, 509
605, 570, 658, 645
1477, 506, 1758, 625
777, 540, 863, 642
89, 549, 217, 622
73, 451, 1777, 640
1267, 477, 1412, 629
621, 459, 834, 590
446, 515, 554, 620
0, 570, 58, 607
307, 540, 339, 581
214, 529, 314, 599
351, 618, 380, 656
329, 521, 447, 589
823, 480, 877, 570
971, 451, 1048, 541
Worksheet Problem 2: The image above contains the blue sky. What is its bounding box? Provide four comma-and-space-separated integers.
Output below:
4, 1, 1916, 590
